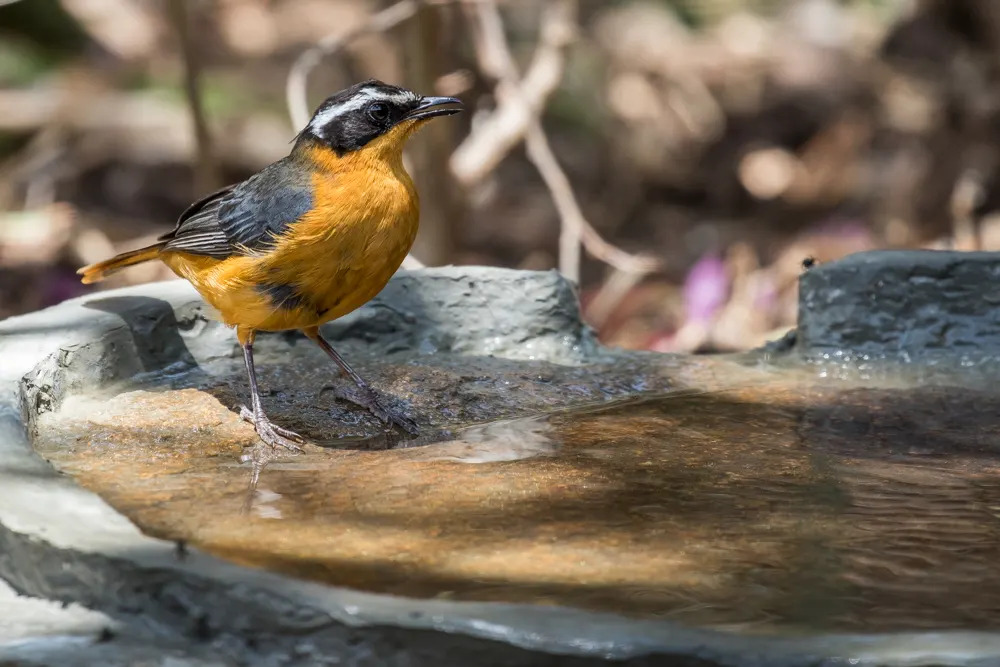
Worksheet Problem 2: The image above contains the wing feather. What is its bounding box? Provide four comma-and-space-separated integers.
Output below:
160, 158, 314, 258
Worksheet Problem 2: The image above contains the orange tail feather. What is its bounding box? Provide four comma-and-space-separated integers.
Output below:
77, 243, 165, 284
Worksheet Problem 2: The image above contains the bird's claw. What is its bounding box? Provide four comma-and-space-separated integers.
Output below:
239, 406, 305, 451
351, 387, 419, 435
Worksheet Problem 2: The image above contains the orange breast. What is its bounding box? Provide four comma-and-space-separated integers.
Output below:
161, 138, 420, 332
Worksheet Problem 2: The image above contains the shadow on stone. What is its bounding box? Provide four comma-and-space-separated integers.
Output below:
82, 295, 204, 376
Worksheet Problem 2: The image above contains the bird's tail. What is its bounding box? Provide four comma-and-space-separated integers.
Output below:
77, 243, 165, 284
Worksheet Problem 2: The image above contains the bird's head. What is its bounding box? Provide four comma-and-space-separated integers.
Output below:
296, 79, 463, 159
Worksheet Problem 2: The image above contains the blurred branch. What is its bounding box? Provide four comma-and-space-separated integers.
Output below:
167, 0, 219, 193
585, 266, 645, 329
461, 0, 659, 285
450, 0, 574, 186
951, 169, 984, 251
286, 0, 423, 129
0, 90, 63, 131
62, 0, 161, 60
525, 128, 660, 278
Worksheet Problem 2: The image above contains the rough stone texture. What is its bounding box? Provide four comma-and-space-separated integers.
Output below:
159, 349, 677, 441
797, 250, 1000, 357
2, 266, 1000, 666
321, 267, 600, 363
0, 577, 230, 666
2, 267, 604, 437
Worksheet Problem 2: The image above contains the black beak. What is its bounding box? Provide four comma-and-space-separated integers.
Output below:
405, 96, 463, 121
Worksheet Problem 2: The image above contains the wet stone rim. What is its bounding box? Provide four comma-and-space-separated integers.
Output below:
1, 265, 999, 666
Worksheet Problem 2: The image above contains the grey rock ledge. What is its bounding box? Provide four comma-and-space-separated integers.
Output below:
796, 249, 1000, 359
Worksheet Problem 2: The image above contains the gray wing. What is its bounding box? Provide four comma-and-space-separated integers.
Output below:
160, 158, 314, 258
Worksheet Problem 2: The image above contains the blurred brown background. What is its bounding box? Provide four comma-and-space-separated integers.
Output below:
1, 0, 998, 353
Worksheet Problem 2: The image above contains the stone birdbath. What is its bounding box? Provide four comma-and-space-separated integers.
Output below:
2, 252, 1000, 666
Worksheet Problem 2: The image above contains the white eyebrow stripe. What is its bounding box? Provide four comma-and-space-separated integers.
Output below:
379, 91, 415, 104
308, 89, 418, 137
308, 97, 368, 134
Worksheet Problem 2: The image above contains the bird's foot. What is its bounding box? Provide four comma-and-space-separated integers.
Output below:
239, 406, 305, 451
358, 387, 419, 434
331, 385, 418, 435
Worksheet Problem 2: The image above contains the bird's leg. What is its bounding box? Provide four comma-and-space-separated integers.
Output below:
238, 328, 305, 451
303, 326, 418, 434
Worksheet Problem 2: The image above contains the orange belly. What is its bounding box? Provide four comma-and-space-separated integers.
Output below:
161, 150, 420, 332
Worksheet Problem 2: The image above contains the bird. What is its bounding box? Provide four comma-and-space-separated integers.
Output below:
78, 79, 463, 450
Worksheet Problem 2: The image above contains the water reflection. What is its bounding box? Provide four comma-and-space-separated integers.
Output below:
242, 417, 557, 513
389, 417, 557, 464
34, 377, 1000, 636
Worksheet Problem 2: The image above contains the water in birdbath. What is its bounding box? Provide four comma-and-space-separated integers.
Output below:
31, 351, 1000, 637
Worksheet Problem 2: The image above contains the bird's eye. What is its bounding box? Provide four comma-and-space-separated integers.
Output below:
367, 102, 389, 123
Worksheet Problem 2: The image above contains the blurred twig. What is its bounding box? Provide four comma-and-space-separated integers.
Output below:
450, 0, 575, 187
461, 0, 659, 286
584, 266, 645, 329
951, 169, 984, 251
286, 0, 423, 129
167, 0, 219, 193
460, 0, 581, 280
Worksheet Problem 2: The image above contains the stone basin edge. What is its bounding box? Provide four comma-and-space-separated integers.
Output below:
0, 266, 996, 666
